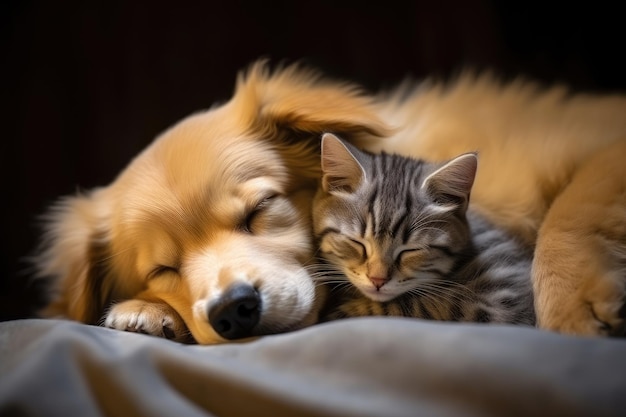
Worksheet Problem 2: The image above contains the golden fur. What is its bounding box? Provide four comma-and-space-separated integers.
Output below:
35, 61, 626, 343
532, 140, 626, 336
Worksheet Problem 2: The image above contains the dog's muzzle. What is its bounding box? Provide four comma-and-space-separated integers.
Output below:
208, 284, 261, 340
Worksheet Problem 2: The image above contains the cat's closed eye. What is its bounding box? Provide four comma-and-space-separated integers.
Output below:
394, 248, 425, 265
322, 234, 367, 261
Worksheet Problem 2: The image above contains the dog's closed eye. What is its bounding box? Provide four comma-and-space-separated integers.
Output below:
149, 265, 180, 280
241, 194, 278, 234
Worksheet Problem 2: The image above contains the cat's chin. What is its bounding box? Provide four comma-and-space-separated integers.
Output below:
358, 286, 398, 303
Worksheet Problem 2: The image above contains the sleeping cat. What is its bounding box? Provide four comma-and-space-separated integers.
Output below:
312, 133, 535, 325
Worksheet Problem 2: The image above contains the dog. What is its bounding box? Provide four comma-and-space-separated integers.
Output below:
34, 60, 626, 343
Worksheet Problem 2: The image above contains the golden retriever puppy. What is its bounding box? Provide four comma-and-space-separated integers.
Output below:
34, 60, 626, 343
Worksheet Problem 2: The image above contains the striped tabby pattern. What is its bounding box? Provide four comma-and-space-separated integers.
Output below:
312, 133, 535, 325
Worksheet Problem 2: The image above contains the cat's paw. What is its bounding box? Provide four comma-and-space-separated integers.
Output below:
104, 299, 193, 342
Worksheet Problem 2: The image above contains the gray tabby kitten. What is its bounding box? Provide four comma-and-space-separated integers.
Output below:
312, 133, 535, 325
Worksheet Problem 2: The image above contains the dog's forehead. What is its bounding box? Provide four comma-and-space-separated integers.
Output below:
158, 113, 286, 183
235, 177, 282, 198
116, 110, 292, 241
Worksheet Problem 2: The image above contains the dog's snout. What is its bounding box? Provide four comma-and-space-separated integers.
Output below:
209, 284, 261, 340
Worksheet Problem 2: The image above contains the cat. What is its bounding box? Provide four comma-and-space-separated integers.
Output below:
312, 133, 535, 325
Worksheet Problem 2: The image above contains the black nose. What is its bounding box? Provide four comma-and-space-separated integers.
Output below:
208, 284, 261, 340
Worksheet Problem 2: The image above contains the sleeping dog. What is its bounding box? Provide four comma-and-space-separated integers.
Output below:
34, 61, 626, 342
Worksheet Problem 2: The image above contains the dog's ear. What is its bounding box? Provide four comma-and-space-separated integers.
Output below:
234, 61, 393, 139
35, 190, 114, 324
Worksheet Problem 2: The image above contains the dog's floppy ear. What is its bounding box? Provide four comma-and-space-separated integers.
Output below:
234, 61, 393, 139
35, 190, 114, 324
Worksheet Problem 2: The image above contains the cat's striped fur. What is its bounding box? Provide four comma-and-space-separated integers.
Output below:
312, 133, 535, 325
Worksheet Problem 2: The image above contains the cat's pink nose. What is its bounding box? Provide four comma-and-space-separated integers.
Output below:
369, 276, 389, 290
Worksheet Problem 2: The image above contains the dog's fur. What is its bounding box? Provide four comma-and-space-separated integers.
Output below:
34, 61, 626, 343
532, 140, 626, 336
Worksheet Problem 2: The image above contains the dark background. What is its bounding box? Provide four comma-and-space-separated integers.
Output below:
2, 1, 624, 321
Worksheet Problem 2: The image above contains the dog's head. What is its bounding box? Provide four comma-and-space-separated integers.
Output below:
35, 61, 391, 344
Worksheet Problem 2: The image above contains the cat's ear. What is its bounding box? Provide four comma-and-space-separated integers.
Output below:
320, 133, 367, 194
421, 152, 477, 212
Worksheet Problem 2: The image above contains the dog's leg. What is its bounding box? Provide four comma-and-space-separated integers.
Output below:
103, 292, 193, 343
533, 236, 625, 336
533, 141, 626, 337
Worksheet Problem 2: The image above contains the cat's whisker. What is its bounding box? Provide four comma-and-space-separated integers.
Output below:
417, 282, 470, 303
405, 282, 469, 311
434, 279, 480, 299
307, 269, 347, 279
314, 278, 350, 286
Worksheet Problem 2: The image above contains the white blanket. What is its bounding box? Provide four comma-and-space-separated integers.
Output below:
1, 318, 625, 417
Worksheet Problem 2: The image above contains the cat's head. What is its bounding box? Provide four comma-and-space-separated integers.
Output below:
312, 133, 477, 302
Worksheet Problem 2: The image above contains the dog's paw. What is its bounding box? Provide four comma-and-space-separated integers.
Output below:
103, 299, 193, 342
539, 273, 626, 337
546, 301, 625, 337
